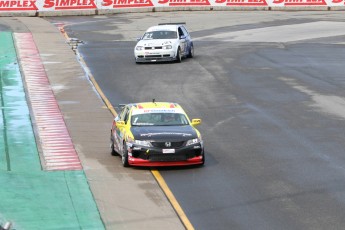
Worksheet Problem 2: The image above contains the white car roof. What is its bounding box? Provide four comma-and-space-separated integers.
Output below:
146, 25, 180, 32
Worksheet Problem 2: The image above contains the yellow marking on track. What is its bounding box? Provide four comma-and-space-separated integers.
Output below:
59, 24, 194, 230
152, 169, 195, 230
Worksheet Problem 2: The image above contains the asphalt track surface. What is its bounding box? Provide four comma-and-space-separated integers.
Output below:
46, 11, 345, 230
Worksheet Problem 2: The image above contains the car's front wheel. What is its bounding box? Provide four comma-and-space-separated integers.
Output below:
122, 142, 129, 167
176, 47, 182, 63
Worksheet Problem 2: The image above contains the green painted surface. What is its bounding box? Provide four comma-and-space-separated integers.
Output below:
0, 32, 40, 172
0, 171, 104, 230
0, 32, 104, 229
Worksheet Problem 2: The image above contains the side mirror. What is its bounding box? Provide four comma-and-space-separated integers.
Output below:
180, 35, 186, 40
116, 120, 125, 129
136, 37, 142, 41
191, 118, 201, 126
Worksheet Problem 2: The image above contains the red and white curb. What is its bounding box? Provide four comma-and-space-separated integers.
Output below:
14, 33, 82, 171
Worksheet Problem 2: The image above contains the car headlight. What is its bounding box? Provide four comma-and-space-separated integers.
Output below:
133, 140, 152, 147
186, 137, 202, 146
135, 46, 144, 51
163, 45, 172, 50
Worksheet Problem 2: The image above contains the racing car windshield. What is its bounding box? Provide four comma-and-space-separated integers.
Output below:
131, 113, 189, 126
142, 31, 177, 40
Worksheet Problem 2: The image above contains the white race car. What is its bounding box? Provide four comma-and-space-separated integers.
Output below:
134, 23, 194, 63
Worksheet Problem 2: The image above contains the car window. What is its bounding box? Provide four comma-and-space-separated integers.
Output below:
124, 110, 130, 124
178, 27, 185, 38
119, 106, 126, 120
120, 106, 129, 122
181, 26, 189, 37
142, 31, 177, 40
131, 113, 189, 126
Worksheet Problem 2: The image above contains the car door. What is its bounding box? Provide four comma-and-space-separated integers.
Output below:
181, 26, 192, 54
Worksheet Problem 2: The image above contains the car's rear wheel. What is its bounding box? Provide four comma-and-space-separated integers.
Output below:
122, 142, 129, 167
110, 132, 117, 156
176, 47, 182, 63
110, 142, 117, 156
187, 44, 194, 58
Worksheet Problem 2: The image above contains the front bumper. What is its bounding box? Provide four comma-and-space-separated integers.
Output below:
128, 155, 204, 167
127, 143, 204, 167
135, 50, 176, 63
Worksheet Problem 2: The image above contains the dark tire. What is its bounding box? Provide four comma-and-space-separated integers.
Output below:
110, 141, 117, 156
187, 44, 194, 58
122, 142, 129, 167
176, 47, 182, 63
110, 132, 117, 156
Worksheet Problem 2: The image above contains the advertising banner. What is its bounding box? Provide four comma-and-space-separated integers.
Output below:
0, 0, 343, 15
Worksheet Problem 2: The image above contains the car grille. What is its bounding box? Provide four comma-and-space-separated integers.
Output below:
151, 141, 185, 148
149, 154, 187, 162
145, 55, 162, 58
145, 47, 162, 50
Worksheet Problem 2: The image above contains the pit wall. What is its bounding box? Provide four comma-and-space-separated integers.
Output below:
0, 0, 345, 16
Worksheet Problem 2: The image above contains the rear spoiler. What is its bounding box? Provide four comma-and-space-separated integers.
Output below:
158, 22, 186, 25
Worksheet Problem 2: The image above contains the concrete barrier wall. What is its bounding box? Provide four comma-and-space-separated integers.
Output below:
0, 0, 344, 16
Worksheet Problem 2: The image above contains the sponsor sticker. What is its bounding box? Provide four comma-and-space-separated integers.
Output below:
132, 108, 184, 115
43, 0, 97, 9
158, 0, 210, 6
102, 0, 153, 7
141, 132, 192, 137
272, 0, 326, 5
331, 0, 343, 3
215, 0, 268, 6
0, 0, 38, 10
